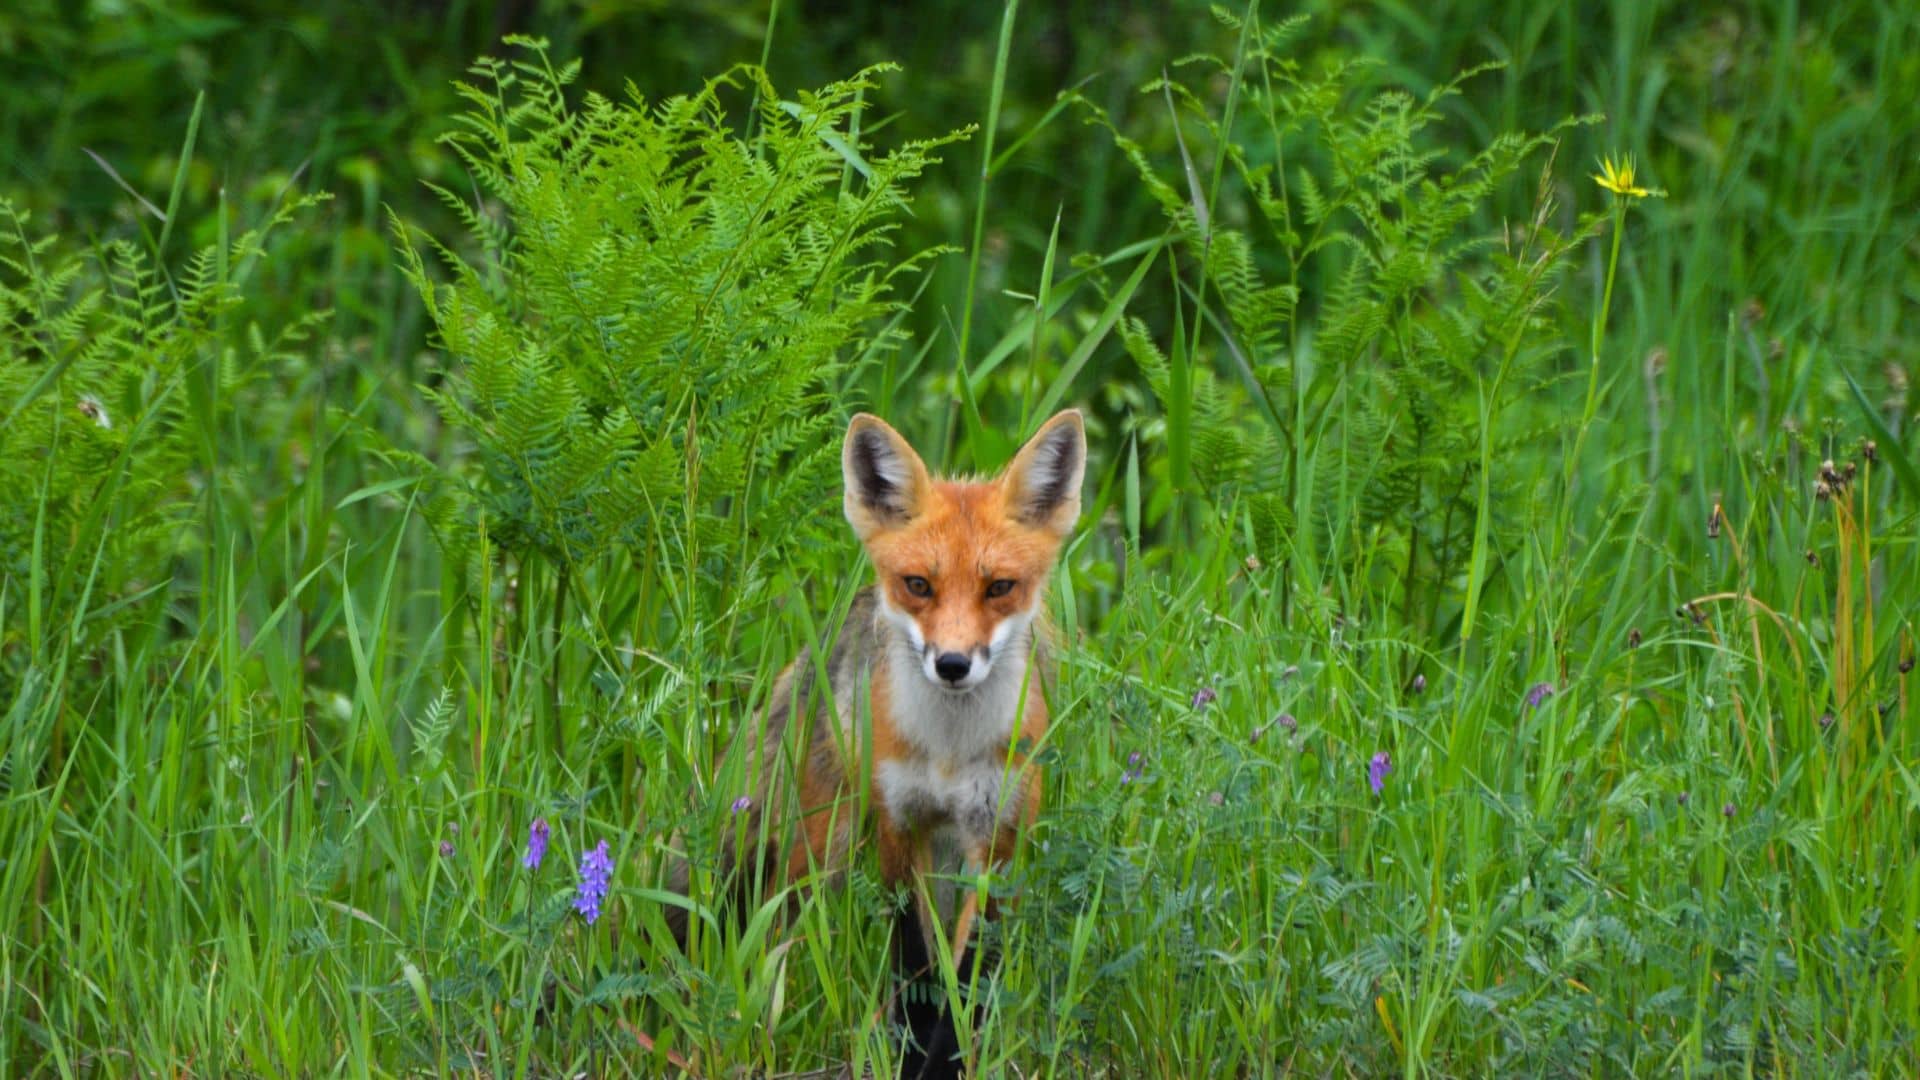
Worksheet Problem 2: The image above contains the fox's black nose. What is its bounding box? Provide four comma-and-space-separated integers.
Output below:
934, 652, 972, 683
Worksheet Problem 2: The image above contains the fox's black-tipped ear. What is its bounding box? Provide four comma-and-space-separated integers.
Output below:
844, 414, 932, 540
1002, 408, 1086, 536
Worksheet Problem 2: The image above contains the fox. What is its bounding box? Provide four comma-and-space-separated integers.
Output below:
669, 408, 1086, 1079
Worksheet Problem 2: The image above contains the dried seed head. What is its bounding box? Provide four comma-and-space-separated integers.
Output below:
1644, 346, 1669, 378
1767, 337, 1784, 361
1244, 554, 1262, 572
1815, 481, 1832, 501
1676, 790, 1690, 806
1843, 461, 1858, 481
1628, 627, 1642, 649
1900, 655, 1915, 675
76, 395, 112, 429
1707, 502, 1723, 540
1804, 548, 1818, 567
1741, 298, 1765, 326
1819, 711, 1836, 730
1863, 440, 1877, 463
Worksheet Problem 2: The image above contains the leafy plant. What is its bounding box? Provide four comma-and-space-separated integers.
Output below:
0, 195, 320, 692
396, 41, 966, 685
1091, 11, 1602, 637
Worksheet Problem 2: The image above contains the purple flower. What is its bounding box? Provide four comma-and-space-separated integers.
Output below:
1277, 712, 1297, 734
439, 839, 456, 858
1722, 802, 1737, 818
1191, 686, 1217, 710
573, 840, 614, 924
1410, 674, 1427, 694
1367, 751, 1392, 796
522, 818, 550, 870
1525, 682, 1555, 709
731, 795, 753, 814
1127, 751, 1143, 767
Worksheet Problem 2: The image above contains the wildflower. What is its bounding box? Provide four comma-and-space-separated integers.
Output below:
522, 818, 550, 870
1592, 154, 1659, 199
1121, 751, 1144, 784
1722, 802, 1737, 818
573, 840, 614, 925
1410, 674, 1426, 694
731, 795, 753, 814
1367, 751, 1392, 796
1525, 682, 1555, 709
1251, 713, 1291, 743
1819, 711, 1836, 731
439, 839, 456, 858
1191, 686, 1217, 710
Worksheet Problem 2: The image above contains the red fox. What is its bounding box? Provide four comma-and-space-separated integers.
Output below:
676, 408, 1085, 1077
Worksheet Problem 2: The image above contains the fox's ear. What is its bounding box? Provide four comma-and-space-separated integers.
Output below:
843, 413, 932, 539
1002, 408, 1086, 535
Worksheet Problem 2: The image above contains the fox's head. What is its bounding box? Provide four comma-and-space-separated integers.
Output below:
842, 409, 1086, 692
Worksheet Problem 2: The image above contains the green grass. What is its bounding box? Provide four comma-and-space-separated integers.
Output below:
3, 1, 1918, 1076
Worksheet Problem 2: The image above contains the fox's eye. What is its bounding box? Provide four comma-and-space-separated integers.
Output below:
903, 575, 933, 598
985, 579, 1017, 599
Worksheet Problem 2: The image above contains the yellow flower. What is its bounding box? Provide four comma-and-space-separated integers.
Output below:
1592, 153, 1658, 199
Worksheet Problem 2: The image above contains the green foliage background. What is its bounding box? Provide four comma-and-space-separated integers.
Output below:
2, 1, 1917, 1075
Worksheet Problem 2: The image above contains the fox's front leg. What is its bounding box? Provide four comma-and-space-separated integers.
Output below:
875, 810, 937, 966
952, 757, 1042, 960
878, 812, 965, 1079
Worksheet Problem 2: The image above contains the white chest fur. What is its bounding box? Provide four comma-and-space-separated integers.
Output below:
877, 754, 1025, 844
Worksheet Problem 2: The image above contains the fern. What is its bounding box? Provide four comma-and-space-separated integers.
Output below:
0, 195, 322, 695
1089, 13, 1605, 630
398, 42, 965, 668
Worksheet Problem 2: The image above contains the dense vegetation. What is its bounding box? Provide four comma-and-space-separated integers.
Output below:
3, 1, 1917, 1074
